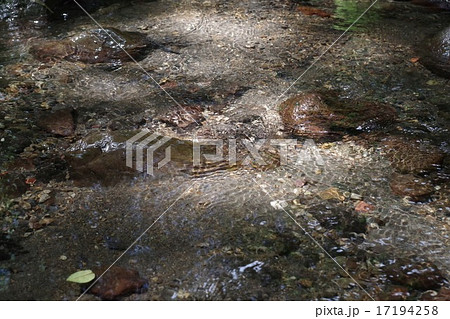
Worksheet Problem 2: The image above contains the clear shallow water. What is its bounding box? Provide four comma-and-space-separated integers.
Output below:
0, 0, 449, 300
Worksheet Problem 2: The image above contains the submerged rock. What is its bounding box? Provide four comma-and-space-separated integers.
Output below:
90, 266, 148, 300
37, 108, 75, 136
30, 28, 153, 64
421, 26, 450, 78
307, 204, 367, 238
278, 92, 397, 139
279, 92, 336, 138
390, 173, 434, 201
380, 136, 444, 173
384, 258, 445, 290
66, 148, 137, 187
65, 133, 198, 185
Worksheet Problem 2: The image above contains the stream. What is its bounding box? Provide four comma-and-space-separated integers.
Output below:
0, 0, 449, 300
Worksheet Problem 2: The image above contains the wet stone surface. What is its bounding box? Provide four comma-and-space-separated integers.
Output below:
421, 26, 450, 78
90, 266, 148, 300
279, 91, 398, 139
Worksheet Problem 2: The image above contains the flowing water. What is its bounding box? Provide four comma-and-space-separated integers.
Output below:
0, 0, 449, 300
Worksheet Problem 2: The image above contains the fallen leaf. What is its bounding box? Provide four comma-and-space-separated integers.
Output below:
318, 188, 345, 201
177, 289, 191, 299
298, 278, 313, 288
297, 6, 331, 18
66, 270, 96, 284
160, 80, 178, 89
38, 217, 54, 226
25, 177, 36, 185
410, 57, 420, 63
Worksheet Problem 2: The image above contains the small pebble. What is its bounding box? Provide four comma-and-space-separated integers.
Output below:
350, 193, 362, 200
38, 193, 51, 203
20, 201, 32, 210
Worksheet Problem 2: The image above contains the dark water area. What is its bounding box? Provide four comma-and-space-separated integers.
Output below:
0, 0, 449, 300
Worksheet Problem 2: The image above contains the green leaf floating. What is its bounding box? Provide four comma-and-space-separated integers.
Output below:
66, 270, 96, 284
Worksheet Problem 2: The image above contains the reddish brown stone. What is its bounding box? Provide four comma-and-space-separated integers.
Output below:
279, 92, 397, 139
279, 92, 340, 137
354, 201, 375, 213
90, 266, 148, 300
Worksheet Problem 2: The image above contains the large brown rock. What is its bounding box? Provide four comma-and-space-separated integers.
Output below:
90, 266, 148, 300
30, 28, 152, 64
421, 26, 450, 78
279, 92, 397, 138
279, 92, 337, 137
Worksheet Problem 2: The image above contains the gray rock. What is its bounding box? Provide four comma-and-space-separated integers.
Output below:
421, 26, 450, 78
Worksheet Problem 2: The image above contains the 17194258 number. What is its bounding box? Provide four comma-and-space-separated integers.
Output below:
377, 306, 438, 316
